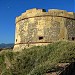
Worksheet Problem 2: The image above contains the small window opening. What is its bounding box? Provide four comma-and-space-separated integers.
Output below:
16, 39, 17, 42
42, 9, 46, 12
72, 37, 75, 41
39, 36, 43, 40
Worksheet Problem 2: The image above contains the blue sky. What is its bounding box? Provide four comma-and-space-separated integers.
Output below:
0, 0, 74, 44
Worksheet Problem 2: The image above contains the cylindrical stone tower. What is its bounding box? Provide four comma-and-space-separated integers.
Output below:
13, 8, 75, 51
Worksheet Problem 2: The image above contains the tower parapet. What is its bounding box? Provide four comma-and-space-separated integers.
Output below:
16, 8, 75, 23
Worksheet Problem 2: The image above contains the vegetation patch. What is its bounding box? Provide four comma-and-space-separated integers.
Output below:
0, 41, 75, 75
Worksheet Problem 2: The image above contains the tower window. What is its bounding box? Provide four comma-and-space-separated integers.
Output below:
42, 9, 46, 12
72, 37, 75, 41
16, 39, 17, 42
39, 36, 43, 40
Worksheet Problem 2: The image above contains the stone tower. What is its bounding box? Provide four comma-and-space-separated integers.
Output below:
14, 8, 75, 51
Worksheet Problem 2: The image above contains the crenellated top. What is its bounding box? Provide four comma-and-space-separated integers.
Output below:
16, 8, 75, 23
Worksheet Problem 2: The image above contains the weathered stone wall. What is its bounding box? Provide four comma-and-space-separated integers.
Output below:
65, 19, 75, 41
13, 8, 75, 51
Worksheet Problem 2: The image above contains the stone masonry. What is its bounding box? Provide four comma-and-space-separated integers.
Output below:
13, 8, 75, 51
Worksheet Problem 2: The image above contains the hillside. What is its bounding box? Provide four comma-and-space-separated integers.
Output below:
0, 43, 14, 48
0, 41, 75, 75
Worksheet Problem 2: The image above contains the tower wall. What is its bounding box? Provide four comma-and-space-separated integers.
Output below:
14, 8, 75, 51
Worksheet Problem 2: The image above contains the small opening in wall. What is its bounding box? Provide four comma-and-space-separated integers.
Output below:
16, 39, 17, 42
42, 9, 46, 12
72, 37, 75, 41
39, 36, 43, 40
